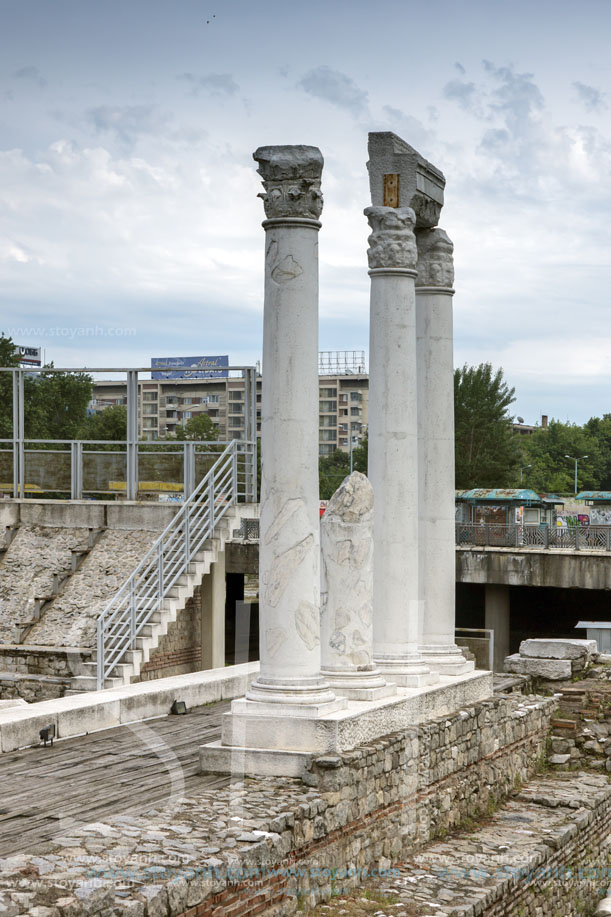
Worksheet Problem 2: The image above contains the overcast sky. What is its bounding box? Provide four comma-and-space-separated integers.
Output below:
1, 0, 611, 424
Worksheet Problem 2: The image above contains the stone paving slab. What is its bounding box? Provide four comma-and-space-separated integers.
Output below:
310, 772, 611, 917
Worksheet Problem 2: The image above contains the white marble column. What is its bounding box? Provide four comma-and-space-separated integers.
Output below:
366, 206, 438, 688
416, 229, 474, 675
320, 471, 396, 700
242, 145, 340, 712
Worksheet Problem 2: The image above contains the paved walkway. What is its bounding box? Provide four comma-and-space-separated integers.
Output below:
0, 701, 228, 856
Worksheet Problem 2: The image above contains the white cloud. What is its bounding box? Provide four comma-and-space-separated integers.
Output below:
298, 66, 369, 118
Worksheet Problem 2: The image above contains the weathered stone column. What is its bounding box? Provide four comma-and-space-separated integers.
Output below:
242, 145, 339, 711
416, 229, 474, 675
366, 206, 438, 687
320, 471, 396, 700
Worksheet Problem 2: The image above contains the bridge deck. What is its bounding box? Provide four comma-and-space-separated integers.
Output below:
0, 701, 228, 856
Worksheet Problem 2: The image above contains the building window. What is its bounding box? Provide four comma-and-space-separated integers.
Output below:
320, 430, 336, 442
319, 387, 337, 398
143, 391, 158, 401
319, 444, 334, 456
350, 407, 361, 416
350, 392, 362, 402
229, 403, 243, 414
229, 391, 244, 401
182, 397, 192, 405
319, 401, 337, 413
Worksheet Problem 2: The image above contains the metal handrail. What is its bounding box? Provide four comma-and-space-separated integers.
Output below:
455, 522, 611, 552
96, 439, 253, 688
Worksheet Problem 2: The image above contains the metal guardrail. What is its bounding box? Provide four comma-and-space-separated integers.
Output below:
96, 439, 254, 688
456, 522, 611, 552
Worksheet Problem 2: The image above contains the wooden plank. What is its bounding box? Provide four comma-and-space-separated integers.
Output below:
0, 702, 229, 855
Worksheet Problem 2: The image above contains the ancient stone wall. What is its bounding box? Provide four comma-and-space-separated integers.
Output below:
27, 528, 158, 647
0, 693, 558, 916
136, 590, 202, 682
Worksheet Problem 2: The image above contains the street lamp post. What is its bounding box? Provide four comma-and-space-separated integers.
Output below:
565, 454, 588, 495
520, 464, 532, 484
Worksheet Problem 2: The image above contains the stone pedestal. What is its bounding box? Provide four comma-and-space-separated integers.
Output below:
366, 206, 437, 688
416, 228, 473, 676
320, 472, 395, 700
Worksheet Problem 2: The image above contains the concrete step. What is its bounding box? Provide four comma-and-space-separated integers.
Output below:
70, 674, 124, 691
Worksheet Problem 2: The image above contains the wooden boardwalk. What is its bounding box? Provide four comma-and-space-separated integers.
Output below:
0, 702, 230, 856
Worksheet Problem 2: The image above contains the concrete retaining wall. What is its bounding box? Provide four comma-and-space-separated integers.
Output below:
0, 661, 258, 753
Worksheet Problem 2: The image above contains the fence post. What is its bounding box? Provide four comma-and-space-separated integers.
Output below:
544, 525, 549, 549
126, 370, 138, 501
184, 504, 191, 565
232, 442, 238, 503
209, 474, 215, 532
71, 441, 83, 500
96, 622, 104, 690
184, 443, 195, 500
607, 527, 611, 553
129, 579, 136, 645
158, 541, 164, 599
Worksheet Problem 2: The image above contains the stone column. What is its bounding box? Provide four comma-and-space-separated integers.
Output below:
366, 206, 438, 687
416, 229, 474, 675
320, 471, 396, 700
242, 145, 339, 712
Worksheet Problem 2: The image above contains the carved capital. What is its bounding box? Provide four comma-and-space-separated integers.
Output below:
253, 145, 323, 221
364, 206, 417, 270
415, 228, 454, 288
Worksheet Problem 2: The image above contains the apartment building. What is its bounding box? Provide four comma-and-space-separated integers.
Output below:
91, 365, 368, 456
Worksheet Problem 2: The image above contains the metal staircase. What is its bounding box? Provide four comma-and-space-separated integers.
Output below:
86, 440, 256, 690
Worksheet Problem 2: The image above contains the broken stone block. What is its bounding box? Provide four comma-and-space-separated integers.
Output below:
504, 654, 572, 680
519, 638, 596, 660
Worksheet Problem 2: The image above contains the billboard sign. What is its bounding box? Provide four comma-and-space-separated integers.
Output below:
15, 345, 42, 366
151, 355, 229, 380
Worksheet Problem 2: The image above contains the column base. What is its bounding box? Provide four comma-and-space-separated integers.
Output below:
320, 666, 397, 701
419, 644, 476, 676
244, 674, 344, 714
374, 654, 440, 688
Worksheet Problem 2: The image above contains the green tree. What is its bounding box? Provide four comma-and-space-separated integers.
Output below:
0, 334, 19, 438
454, 363, 520, 488
78, 405, 127, 442
171, 413, 218, 442
318, 436, 368, 500
30, 368, 93, 440
522, 420, 601, 494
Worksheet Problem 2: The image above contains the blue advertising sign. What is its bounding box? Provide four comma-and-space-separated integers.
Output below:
151, 355, 229, 380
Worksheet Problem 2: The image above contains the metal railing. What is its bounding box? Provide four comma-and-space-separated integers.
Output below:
96, 439, 253, 688
0, 439, 254, 501
456, 522, 611, 552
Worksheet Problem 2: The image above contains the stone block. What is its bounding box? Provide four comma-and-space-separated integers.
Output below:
504, 654, 572, 680
0, 710, 59, 753
519, 638, 596, 659
56, 696, 121, 738
548, 753, 571, 765
19, 501, 106, 529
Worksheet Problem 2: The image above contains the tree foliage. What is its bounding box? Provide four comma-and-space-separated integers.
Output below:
454, 363, 520, 488
319, 435, 368, 500
78, 405, 127, 442
520, 419, 603, 494
0, 334, 93, 442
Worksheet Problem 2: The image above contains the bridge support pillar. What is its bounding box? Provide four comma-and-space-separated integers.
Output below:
485, 584, 510, 672
201, 550, 226, 670
366, 204, 437, 688
416, 230, 473, 676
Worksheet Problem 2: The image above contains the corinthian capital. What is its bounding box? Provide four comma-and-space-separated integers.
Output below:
364, 206, 417, 270
415, 228, 454, 288
253, 145, 324, 221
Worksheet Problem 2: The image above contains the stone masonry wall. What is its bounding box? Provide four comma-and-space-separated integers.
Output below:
28, 528, 158, 648
136, 589, 202, 682
0, 693, 557, 917
0, 671, 73, 702
0, 525, 90, 643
